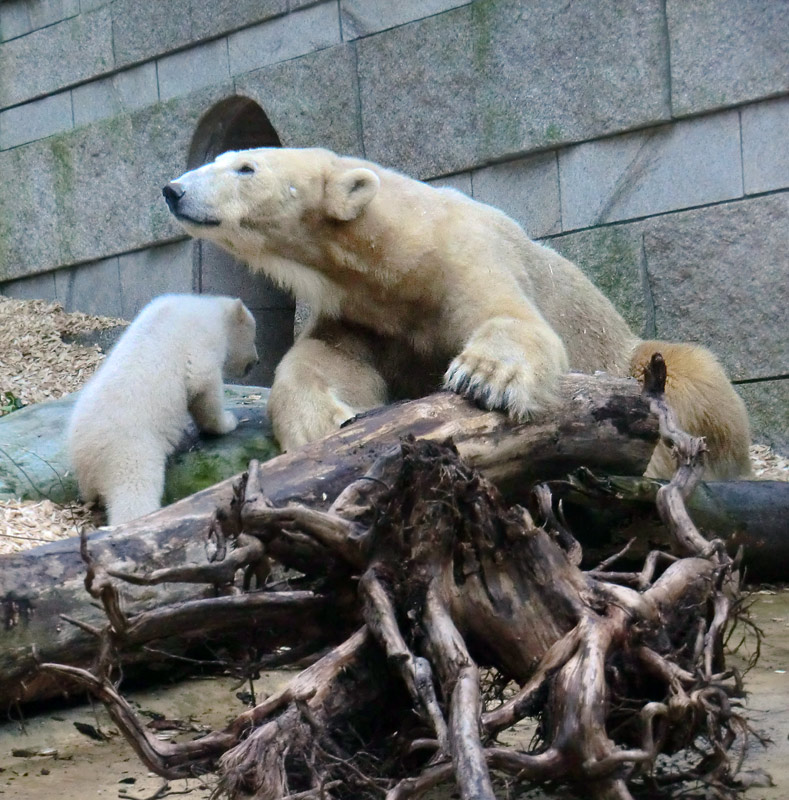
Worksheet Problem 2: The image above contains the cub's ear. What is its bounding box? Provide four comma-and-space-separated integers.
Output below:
230, 297, 249, 323
325, 167, 380, 221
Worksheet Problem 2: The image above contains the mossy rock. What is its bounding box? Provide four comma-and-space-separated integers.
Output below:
0, 385, 279, 505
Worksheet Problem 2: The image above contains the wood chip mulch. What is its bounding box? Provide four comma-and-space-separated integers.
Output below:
0, 295, 126, 408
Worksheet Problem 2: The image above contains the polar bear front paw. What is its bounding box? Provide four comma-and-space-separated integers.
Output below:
444, 319, 567, 420
444, 351, 542, 420
220, 410, 239, 434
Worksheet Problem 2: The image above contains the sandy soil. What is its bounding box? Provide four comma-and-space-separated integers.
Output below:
1, 591, 787, 800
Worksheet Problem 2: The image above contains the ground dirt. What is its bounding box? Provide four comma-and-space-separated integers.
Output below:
1, 591, 787, 800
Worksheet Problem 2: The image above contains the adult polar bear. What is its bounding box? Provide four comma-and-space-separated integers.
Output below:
163, 147, 751, 479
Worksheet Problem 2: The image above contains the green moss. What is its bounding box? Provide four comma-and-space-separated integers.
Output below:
544, 123, 563, 142
162, 433, 280, 504
49, 137, 78, 262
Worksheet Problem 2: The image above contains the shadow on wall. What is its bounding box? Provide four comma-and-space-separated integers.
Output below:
189, 97, 296, 387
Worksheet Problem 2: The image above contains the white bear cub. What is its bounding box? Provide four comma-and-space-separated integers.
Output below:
68, 294, 258, 525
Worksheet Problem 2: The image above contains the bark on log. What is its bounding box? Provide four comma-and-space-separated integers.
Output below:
1, 374, 657, 705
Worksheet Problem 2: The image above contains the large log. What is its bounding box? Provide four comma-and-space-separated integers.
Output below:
550, 471, 789, 581
1, 373, 658, 704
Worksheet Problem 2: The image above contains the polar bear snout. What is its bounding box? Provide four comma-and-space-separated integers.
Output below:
163, 180, 221, 228
162, 182, 185, 213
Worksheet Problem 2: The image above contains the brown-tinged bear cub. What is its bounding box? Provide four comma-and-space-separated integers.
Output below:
163, 147, 751, 479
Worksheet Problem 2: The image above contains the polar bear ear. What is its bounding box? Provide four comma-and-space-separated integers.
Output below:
325, 168, 380, 221
229, 297, 249, 323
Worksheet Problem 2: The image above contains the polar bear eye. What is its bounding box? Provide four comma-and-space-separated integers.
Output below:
237, 164, 255, 175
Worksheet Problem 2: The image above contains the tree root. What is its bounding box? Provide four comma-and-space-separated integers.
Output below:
39, 355, 753, 799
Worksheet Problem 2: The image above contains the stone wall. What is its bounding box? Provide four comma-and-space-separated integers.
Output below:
0, 0, 786, 446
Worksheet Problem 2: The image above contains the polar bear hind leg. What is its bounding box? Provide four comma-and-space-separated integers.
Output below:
629, 340, 752, 480
101, 443, 167, 526
269, 322, 387, 451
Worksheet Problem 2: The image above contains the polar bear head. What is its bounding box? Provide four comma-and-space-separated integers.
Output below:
163, 148, 381, 261
222, 297, 259, 378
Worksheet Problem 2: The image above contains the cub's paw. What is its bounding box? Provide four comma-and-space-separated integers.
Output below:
213, 410, 238, 435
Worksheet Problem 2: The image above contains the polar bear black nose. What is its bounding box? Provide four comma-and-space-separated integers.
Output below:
162, 182, 185, 212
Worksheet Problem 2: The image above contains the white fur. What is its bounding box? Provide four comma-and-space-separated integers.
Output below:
67, 294, 258, 525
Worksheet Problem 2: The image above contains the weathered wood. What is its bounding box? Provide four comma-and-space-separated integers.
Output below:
1, 374, 657, 704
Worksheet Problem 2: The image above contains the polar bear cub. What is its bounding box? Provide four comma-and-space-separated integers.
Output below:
68, 294, 258, 525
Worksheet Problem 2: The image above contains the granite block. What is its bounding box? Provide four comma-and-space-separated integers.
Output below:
340, 0, 471, 40
228, 1, 339, 77
472, 152, 560, 239
157, 37, 230, 102
111, 0, 191, 67
118, 240, 195, 318
54, 255, 122, 316
427, 172, 472, 197
358, 0, 669, 178
667, 0, 789, 116
0, 6, 113, 108
0, 271, 57, 302
0, 140, 63, 280
191, 0, 287, 41
559, 112, 743, 230
72, 62, 158, 127
0, 90, 73, 149
543, 225, 648, 337
234, 44, 363, 155
644, 194, 789, 381
742, 97, 789, 195
736, 379, 789, 453
0, 0, 79, 42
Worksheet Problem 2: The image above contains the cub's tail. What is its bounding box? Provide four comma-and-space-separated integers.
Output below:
629, 340, 752, 480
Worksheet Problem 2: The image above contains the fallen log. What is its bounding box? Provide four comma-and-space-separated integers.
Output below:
38, 356, 753, 799
1, 373, 657, 704
549, 471, 789, 581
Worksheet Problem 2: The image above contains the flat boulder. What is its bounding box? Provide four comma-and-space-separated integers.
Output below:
0, 385, 279, 504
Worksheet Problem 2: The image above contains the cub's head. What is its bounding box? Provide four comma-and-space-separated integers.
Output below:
162, 148, 380, 259
222, 298, 259, 378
